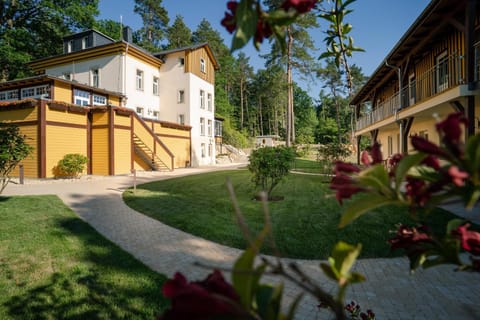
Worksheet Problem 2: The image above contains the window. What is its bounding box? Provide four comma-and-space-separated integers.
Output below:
91, 68, 99, 87
153, 111, 159, 119
82, 36, 88, 49
387, 136, 393, 156
136, 107, 144, 116
200, 58, 206, 73
201, 143, 206, 158
68, 40, 74, 53
74, 89, 90, 106
153, 77, 159, 95
136, 69, 144, 90
408, 73, 416, 106
0, 89, 18, 101
179, 58, 185, 66
93, 94, 106, 105
215, 120, 222, 137
208, 143, 213, 157
177, 90, 185, 103
200, 90, 205, 109
207, 119, 212, 136
207, 93, 212, 111
419, 130, 429, 141
178, 114, 185, 125
436, 51, 448, 92
20, 85, 49, 99
63, 73, 71, 81
200, 117, 205, 136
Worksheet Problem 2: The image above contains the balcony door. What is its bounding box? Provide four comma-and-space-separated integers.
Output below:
436, 51, 448, 93
408, 73, 416, 106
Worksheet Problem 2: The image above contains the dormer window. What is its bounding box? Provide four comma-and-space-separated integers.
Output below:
91, 68, 99, 87
200, 58, 205, 73
67, 40, 74, 53
82, 36, 88, 49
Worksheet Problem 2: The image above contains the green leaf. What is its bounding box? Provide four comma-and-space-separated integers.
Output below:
256, 283, 283, 320
395, 152, 427, 191
285, 293, 304, 320
465, 134, 480, 179
446, 218, 465, 234
232, 246, 257, 309
231, 0, 258, 51
320, 262, 338, 281
339, 194, 402, 227
330, 241, 362, 279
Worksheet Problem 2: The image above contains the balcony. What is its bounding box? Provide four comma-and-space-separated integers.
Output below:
355, 52, 469, 131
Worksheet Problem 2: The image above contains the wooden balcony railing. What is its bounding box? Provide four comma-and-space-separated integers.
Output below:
356, 53, 467, 131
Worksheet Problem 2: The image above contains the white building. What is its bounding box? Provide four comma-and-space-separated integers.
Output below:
30, 28, 219, 167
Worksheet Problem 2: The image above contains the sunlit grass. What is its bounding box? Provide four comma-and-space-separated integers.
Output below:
0, 195, 168, 319
123, 169, 461, 260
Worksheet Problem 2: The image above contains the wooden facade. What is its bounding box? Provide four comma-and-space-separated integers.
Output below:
351, 0, 480, 162
0, 76, 191, 178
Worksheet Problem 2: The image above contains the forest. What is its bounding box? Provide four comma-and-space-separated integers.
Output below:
0, 0, 368, 150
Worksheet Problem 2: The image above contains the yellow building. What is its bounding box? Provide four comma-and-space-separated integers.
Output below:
351, 0, 480, 162
0, 75, 191, 178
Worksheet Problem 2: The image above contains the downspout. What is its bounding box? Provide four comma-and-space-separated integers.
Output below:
123, 43, 129, 106
385, 60, 404, 153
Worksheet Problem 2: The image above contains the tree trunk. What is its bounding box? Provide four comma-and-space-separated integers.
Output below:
240, 77, 244, 128
286, 27, 294, 147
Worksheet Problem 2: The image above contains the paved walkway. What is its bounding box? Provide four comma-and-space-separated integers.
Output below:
3, 165, 480, 319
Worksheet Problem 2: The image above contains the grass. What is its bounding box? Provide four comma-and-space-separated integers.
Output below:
123, 169, 461, 260
0, 195, 168, 320
292, 158, 327, 174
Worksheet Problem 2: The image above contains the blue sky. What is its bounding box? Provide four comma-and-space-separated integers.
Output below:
98, 0, 431, 97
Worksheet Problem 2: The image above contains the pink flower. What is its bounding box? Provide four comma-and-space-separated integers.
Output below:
405, 177, 430, 207
330, 174, 364, 205
388, 225, 434, 260
453, 223, 480, 256
221, 1, 239, 34
421, 155, 440, 170
159, 270, 243, 319
447, 166, 469, 187
370, 142, 383, 164
436, 112, 468, 144
333, 161, 360, 174
281, 0, 318, 13
254, 18, 272, 44
411, 135, 447, 157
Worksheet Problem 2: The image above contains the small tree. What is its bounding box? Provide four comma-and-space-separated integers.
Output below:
248, 146, 295, 199
54, 154, 88, 178
0, 124, 33, 193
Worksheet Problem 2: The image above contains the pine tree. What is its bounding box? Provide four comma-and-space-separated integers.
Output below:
133, 0, 169, 52
166, 15, 192, 49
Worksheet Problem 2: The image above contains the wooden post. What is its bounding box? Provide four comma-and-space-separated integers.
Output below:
131, 169, 136, 194
19, 165, 24, 185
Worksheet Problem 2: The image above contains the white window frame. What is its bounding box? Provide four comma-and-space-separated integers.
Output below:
201, 143, 206, 158
82, 36, 88, 49
153, 111, 159, 119
200, 58, 206, 73
436, 51, 448, 92
74, 89, 90, 106
136, 107, 144, 116
91, 68, 99, 87
20, 85, 50, 99
93, 94, 107, 106
200, 90, 205, 109
136, 69, 144, 91
207, 119, 212, 136
178, 114, 185, 125
177, 90, 185, 103
200, 117, 205, 136
153, 77, 159, 95
68, 40, 74, 53
207, 93, 212, 111
215, 120, 222, 137
208, 143, 213, 157
0, 89, 18, 101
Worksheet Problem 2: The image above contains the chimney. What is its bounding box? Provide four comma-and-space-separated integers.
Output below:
122, 26, 133, 43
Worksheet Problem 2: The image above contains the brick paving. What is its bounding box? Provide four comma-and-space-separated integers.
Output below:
4, 165, 480, 319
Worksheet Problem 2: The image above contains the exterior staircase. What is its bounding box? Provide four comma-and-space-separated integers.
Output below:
133, 134, 170, 171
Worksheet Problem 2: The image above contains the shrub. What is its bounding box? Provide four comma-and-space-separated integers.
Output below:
318, 142, 352, 163
54, 154, 88, 178
0, 124, 33, 193
248, 146, 295, 198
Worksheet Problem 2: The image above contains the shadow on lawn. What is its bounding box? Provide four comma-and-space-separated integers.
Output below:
4, 216, 168, 320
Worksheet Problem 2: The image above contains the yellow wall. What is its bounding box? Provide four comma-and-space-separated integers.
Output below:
45, 126, 87, 178
11, 125, 38, 178
46, 105, 87, 125
92, 111, 109, 125
91, 128, 109, 175
114, 112, 131, 126
53, 80, 72, 103
160, 136, 190, 168
114, 128, 131, 174
134, 154, 151, 171
0, 107, 37, 122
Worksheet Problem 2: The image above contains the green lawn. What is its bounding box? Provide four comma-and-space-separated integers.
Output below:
292, 158, 327, 174
123, 169, 460, 260
0, 195, 168, 320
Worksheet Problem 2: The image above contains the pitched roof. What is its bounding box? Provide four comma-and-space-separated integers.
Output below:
154, 43, 220, 70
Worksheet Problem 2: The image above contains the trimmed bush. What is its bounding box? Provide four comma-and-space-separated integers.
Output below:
54, 154, 88, 178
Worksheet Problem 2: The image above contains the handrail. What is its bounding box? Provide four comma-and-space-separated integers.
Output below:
132, 112, 174, 170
